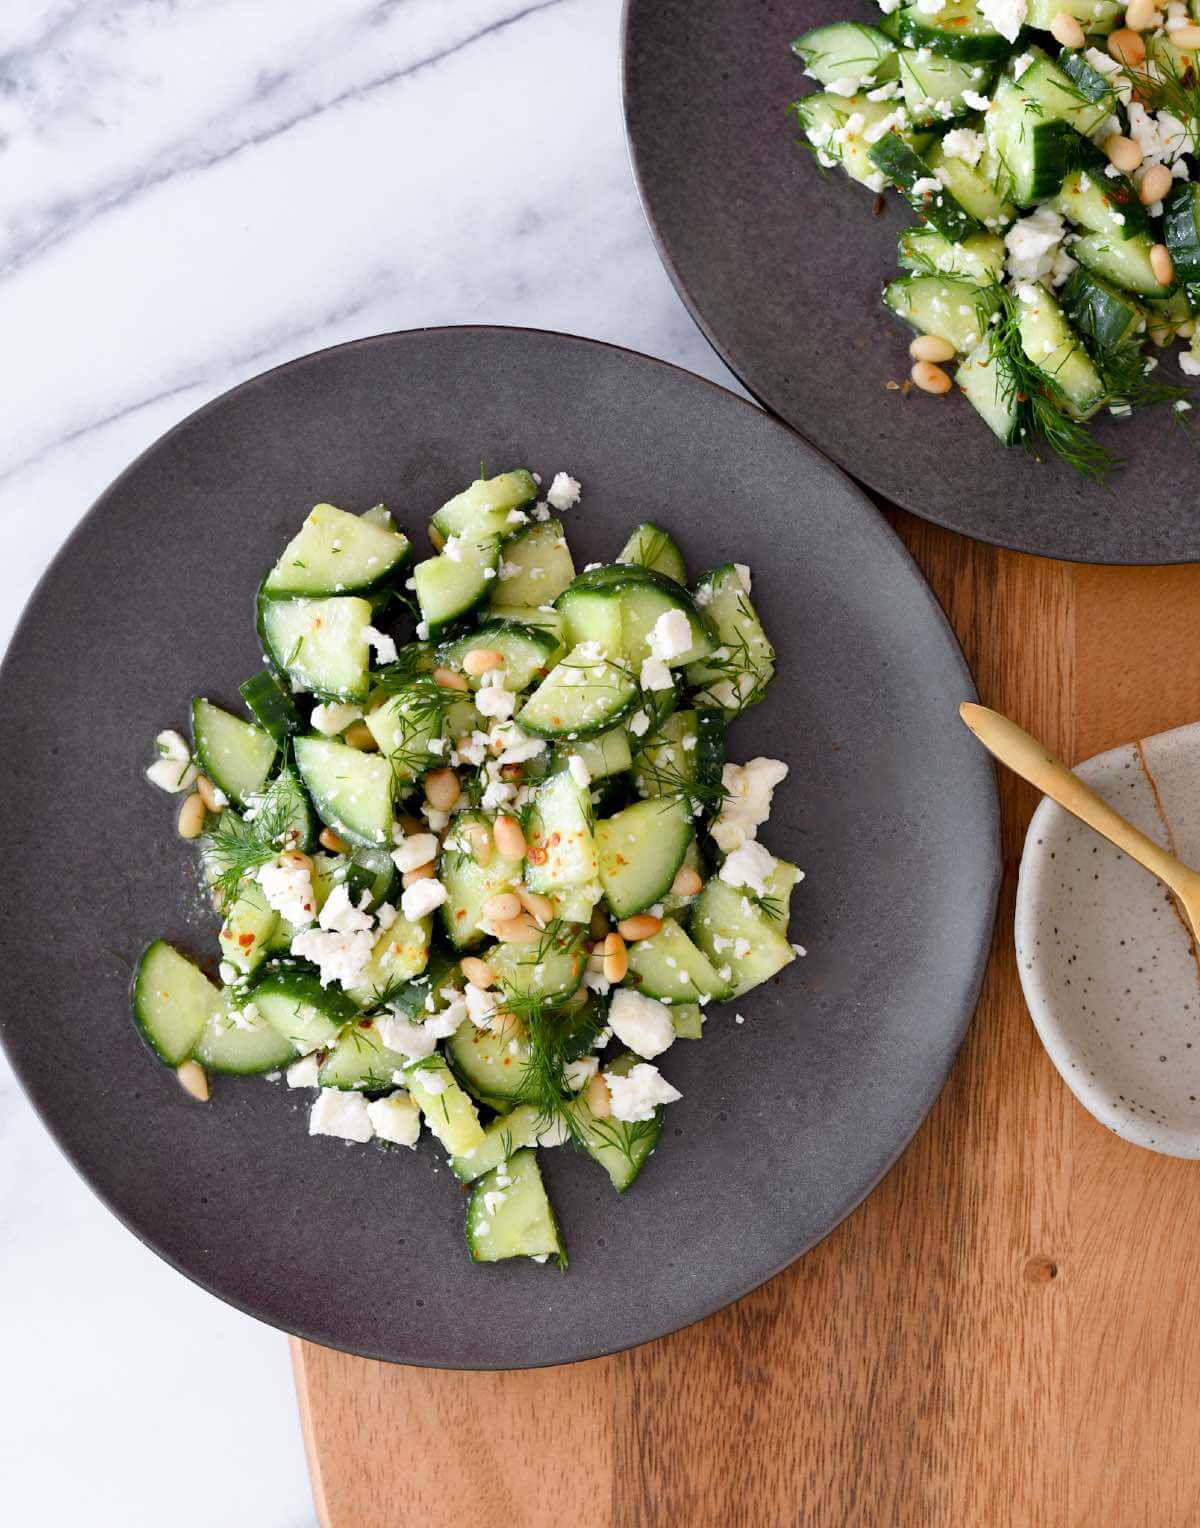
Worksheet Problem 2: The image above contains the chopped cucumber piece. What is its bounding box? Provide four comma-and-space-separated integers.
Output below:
1165, 182, 1200, 284
566, 1053, 663, 1192
1060, 268, 1144, 353
1015, 285, 1106, 418
488, 604, 567, 646
554, 583, 625, 653
250, 965, 359, 1052
957, 337, 1022, 445
1024, 0, 1122, 30
987, 78, 1078, 206
491, 519, 575, 605
440, 811, 525, 950
884, 274, 999, 354
191, 697, 277, 808
1016, 51, 1112, 136
596, 796, 694, 919
489, 927, 587, 1004
897, 228, 1006, 285
293, 735, 395, 847
217, 879, 279, 977
894, 0, 1012, 62
430, 470, 538, 540
413, 538, 499, 639
616, 522, 688, 584
437, 619, 560, 693
517, 644, 640, 739
791, 21, 899, 86
632, 708, 724, 806
926, 139, 1015, 228
466, 1149, 565, 1266
342, 913, 431, 1009
1055, 165, 1149, 243
263, 502, 410, 597
523, 769, 599, 898
869, 133, 983, 242
258, 593, 373, 702
238, 671, 301, 746
690, 877, 797, 998
794, 92, 922, 189
132, 941, 223, 1065
671, 1003, 704, 1040
363, 681, 445, 785
686, 566, 775, 714
318, 1019, 411, 1092
1072, 230, 1173, 298
553, 726, 633, 782
625, 917, 732, 1003
447, 1015, 531, 1106
898, 49, 994, 125
405, 1054, 486, 1156
451, 1104, 545, 1183
194, 1004, 297, 1074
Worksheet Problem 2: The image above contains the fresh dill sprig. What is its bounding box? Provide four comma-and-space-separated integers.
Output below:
1118, 43, 1200, 144
372, 675, 458, 783
203, 770, 308, 907
1100, 342, 1191, 411
583, 1112, 660, 1172
369, 643, 434, 695
690, 594, 775, 712
986, 288, 1122, 481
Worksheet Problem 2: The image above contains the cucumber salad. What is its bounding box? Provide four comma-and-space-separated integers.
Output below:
791, 0, 1200, 476
134, 470, 804, 1268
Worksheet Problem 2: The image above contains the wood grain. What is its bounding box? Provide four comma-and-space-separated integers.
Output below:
292, 518, 1200, 1528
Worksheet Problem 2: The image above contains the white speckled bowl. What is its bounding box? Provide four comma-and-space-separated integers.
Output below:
1016, 721, 1200, 1157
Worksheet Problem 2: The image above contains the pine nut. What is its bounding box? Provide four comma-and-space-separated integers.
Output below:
431, 666, 469, 692
1124, 0, 1157, 29
589, 905, 610, 940
1171, 23, 1200, 46
603, 931, 628, 983
460, 956, 495, 988
1150, 243, 1175, 285
585, 1073, 612, 1119
195, 775, 224, 813
481, 891, 522, 923
176, 1060, 210, 1102
1108, 26, 1146, 65
429, 527, 446, 551
177, 792, 205, 839
1049, 10, 1086, 46
1138, 163, 1173, 205
1104, 134, 1143, 173
515, 886, 555, 926
281, 850, 315, 873
424, 768, 461, 811
909, 334, 956, 364
494, 911, 542, 944
1148, 322, 1174, 347
492, 814, 527, 860
467, 823, 493, 867
344, 721, 378, 751
911, 360, 952, 395
671, 865, 704, 897
1177, 320, 1196, 339
462, 647, 504, 676
489, 1009, 519, 1036
319, 826, 350, 854
617, 913, 663, 942
402, 862, 436, 887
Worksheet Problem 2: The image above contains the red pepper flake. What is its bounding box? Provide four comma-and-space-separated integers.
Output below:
237, 933, 255, 948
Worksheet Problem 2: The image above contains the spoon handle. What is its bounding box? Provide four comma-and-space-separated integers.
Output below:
960, 702, 1200, 900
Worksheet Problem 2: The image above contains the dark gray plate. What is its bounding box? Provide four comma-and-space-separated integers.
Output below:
623, 0, 1199, 564
0, 328, 998, 1368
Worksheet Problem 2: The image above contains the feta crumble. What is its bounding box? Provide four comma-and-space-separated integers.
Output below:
606, 1064, 682, 1122
546, 472, 581, 512
309, 1089, 374, 1142
608, 988, 676, 1059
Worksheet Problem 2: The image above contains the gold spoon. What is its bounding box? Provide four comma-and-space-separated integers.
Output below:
959, 701, 1200, 943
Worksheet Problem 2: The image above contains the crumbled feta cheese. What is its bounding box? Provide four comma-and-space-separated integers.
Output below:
910, 176, 943, 196
605, 1063, 682, 1122
546, 472, 581, 512
476, 672, 517, 719
733, 563, 752, 594
465, 981, 499, 1028
915, 0, 946, 12
648, 607, 693, 663
258, 853, 317, 927
826, 76, 860, 96
608, 988, 676, 1059
1005, 205, 1067, 286
567, 753, 591, 788
866, 81, 903, 101
401, 877, 449, 922
627, 709, 651, 738
564, 1055, 599, 1092
391, 833, 440, 873
311, 701, 362, 736
712, 757, 788, 852
286, 1054, 321, 1089
720, 840, 778, 898
1180, 352, 1200, 377
366, 1091, 421, 1147
309, 1089, 374, 1142
291, 884, 377, 988
443, 535, 465, 563
376, 1015, 438, 1059
962, 89, 991, 111
640, 655, 674, 692
146, 729, 198, 793
1009, 47, 1034, 74
941, 127, 986, 167
364, 625, 397, 664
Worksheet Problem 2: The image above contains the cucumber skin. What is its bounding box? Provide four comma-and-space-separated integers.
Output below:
1165, 183, 1200, 283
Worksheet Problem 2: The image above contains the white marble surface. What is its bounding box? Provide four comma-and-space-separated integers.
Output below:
0, 1, 739, 1523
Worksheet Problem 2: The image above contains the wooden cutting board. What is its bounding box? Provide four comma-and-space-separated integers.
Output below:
292, 512, 1200, 1528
